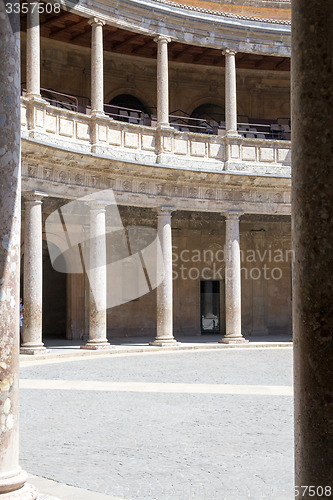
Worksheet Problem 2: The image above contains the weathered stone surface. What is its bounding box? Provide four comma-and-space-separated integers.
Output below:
155, 35, 171, 128
21, 192, 47, 355
220, 211, 248, 343
0, 6, 37, 498
89, 18, 105, 115
81, 203, 112, 349
150, 207, 178, 346
223, 49, 239, 137
292, 0, 333, 488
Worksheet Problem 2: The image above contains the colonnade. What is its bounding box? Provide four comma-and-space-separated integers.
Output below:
20, 194, 247, 352
25, 10, 239, 135
1, 0, 330, 496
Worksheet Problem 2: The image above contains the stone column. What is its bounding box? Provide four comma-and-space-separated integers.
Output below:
21, 192, 47, 354
0, 5, 38, 498
154, 35, 171, 128
150, 207, 178, 346
219, 211, 247, 344
81, 203, 111, 349
89, 18, 105, 116
26, 0, 41, 98
223, 49, 239, 137
292, 0, 333, 489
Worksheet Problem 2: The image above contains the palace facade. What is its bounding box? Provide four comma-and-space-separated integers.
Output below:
19, 0, 292, 352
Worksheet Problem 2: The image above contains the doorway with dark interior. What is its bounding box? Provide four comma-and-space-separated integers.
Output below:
200, 280, 224, 334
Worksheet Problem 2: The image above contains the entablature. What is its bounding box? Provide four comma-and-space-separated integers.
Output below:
21, 134, 291, 216
57, 0, 290, 57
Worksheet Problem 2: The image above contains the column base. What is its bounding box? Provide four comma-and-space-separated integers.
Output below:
218, 336, 249, 344
0, 483, 38, 499
0, 468, 37, 499
90, 110, 106, 119
226, 131, 241, 138
20, 344, 48, 355
149, 338, 179, 347
80, 340, 113, 350
25, 94, 45, 103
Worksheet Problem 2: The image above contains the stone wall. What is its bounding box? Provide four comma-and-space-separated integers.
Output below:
106, 212, 291, 338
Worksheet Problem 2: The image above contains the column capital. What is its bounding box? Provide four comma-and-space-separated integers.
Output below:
88, 200, 107, 212
154, 34, 171, 44
88, 17, 105, 27
157, 206, 176, 216
23, 190, 48, 203
222, 48, 237, 57
223, 209, 244, 220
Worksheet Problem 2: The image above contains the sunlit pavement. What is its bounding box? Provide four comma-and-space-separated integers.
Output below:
20, 348, 294, 500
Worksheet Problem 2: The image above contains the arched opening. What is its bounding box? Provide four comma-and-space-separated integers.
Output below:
190, 103, 225, 127
105, 94, 150, 124
42, 240, 67, 339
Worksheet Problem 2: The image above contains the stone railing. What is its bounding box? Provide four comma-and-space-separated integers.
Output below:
21, 98, 291, 176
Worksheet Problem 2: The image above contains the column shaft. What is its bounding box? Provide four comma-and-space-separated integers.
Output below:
155, 36, 171, 128
150, 207, 178, 346
223, 49, 238, 136
26, 0, 40, 98
21, 193, 47, 354
0, 5, 37, 497
82, 205, 111, 349
219, 211, 247, 344
89, 18, 105, 115
292, 0, 333, 487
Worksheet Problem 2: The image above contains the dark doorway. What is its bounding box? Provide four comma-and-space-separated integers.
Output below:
200, 280, 220, 334
106, 94, 148, 124
191, 103, 225, 125
42, 240, 67, 338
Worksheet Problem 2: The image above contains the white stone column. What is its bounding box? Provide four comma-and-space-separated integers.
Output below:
21, 192, 47, 354
26, 0, 41, 98
154, 35, 171, 128
0, 4, 38, 497
81, 203, 111, 349
89, 18, 105, 116
223, 49, 239, 137
150, 207, 178, 346
219, 210, 247, 344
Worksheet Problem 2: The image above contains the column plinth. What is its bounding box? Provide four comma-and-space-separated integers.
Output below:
89, 18, 105, 117
81, 203, 112, 350
154, 35, 172, 129
150, 207, 178, 346
0, 5, 38, 498
219, 210, 248, 344
223, 49, 240, 138
20, 192, 47, 355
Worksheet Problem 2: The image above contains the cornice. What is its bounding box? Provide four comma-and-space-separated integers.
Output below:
62, 0, 291, 56
151, 0, 291, 25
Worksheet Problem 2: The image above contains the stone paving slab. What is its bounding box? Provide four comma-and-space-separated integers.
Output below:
20, 349, 294, 500
20, 349, 293, 387
30, 474, 124, 499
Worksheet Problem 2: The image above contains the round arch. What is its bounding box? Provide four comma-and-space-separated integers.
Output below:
105, 92, 151, 124
190, 102, 225, 125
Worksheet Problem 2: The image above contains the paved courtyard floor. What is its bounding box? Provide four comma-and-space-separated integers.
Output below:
20, 348, 294, 499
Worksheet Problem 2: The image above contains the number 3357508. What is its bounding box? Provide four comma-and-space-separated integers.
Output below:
6, 3, 61, 14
